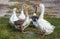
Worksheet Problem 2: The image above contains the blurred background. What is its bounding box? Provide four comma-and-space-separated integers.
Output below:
0, 0, 60, 18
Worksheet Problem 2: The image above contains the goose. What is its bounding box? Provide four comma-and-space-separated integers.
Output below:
22, 10, 32, 31
31, 4, 39, 28
9, 8, 19, 25
20, 4, 33, 32
32, 13, 39, 28
36, 3, 55, 35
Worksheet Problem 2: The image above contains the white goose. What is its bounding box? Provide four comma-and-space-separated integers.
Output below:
37, 3, 55, 35
9, 8, 19, 25
22, 10, 32, 31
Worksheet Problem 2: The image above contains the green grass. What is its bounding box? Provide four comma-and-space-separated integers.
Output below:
0, 17, 60, 39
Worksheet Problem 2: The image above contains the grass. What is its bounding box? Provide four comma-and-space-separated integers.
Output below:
0, 17, 60, 39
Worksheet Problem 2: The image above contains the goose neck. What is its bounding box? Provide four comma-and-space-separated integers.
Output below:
39, 4, 45, 19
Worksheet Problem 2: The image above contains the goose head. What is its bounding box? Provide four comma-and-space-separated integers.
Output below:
33, 13, 36, 16
32, 13, 39, 22
13, 8, 17, 11
13, 8, 17, 14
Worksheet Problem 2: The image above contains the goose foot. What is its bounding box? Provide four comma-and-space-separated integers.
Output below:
40, 32, 45, 39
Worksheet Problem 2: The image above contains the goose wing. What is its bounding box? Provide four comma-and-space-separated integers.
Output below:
22, 16, 32, 30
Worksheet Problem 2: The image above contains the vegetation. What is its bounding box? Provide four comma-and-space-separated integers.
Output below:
0, 17, 60, 39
